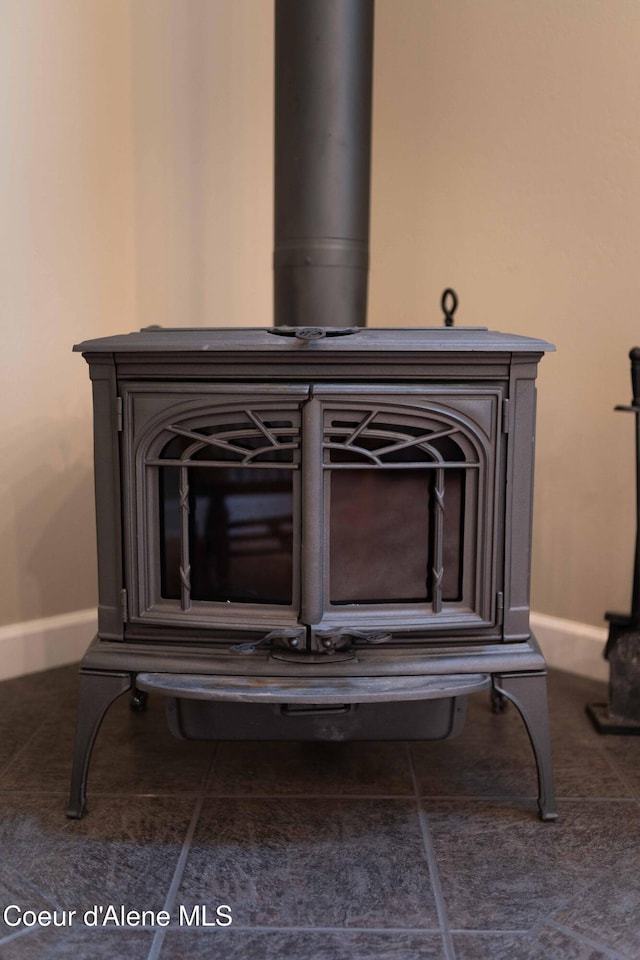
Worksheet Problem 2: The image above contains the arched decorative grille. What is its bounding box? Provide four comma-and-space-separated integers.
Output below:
148, 409, 301, 467
324, 407, 482, 614
324, 408, 479, 466
144, 408, 301, 611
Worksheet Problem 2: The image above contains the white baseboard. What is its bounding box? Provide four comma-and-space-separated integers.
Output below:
531, 611, 608, 683
0, 609, 96, 682
0, 607, 608, 684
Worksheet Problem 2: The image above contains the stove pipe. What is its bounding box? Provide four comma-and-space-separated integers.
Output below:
273, 0, 374, 328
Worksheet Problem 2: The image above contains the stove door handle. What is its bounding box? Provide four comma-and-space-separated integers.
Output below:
316, 627, 392, 651
229, 627, 305, 654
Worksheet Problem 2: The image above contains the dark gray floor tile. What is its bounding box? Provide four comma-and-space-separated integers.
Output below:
0, 696, 213, 795
208, 741, 414, 796
546, 672, 639, 798
0, 795, 194, 912
427, 798, 640, 931
0, 722, 42, 783
547, 672, 609, 729
412, 735, 538, 800
412, 728, 630, 801
0, 665, 80, 715
462, 672, 608, 746
452, 933, 550, 960
176, 798, 439, 928
413, 674, 631, 801
159, 929, 446, 960
548, 741, 632, 799
453, 929, 613, 960
0, 668, 82, 777
551, 851, 640, 958
0, 928, 154, 960
599, 737, 640, 798
535, 924, 624, 960
0, 868, 62, 940
48, 929, 155, 959
0, 928, 68, 960
411, 693, 536, 797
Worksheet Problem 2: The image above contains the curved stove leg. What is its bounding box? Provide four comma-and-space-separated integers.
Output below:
67, 670, 132, 819
493, 672, 558, 822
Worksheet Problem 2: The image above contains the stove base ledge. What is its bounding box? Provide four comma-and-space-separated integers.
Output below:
67, 634, 557, 823
134, 670, 491, 703
80, 634, 548, 677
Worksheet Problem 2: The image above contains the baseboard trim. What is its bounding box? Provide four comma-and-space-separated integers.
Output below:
0, 608, 609, 684
531, 611, 608, 683
0, 609, 96, 682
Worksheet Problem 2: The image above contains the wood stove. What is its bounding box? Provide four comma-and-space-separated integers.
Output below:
68, 0, 557, 821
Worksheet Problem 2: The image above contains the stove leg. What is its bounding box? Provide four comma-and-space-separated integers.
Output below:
492, 672, 558, 822
66, 669, 132, 819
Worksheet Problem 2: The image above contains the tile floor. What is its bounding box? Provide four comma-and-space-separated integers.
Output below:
0, 665, 638, 960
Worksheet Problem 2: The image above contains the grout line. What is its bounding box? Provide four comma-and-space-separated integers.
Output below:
595, 742, 640, 804
0, 862, 67, 918
0, 926, 50, 949
545, 920, 633, 960
0, 717, 51, 782
145, 799, 203, 960
408, 744, 457, 960
411, 793, 639, 805
2, 787, 639, 805
167, 791, 415, 801
158, 924, 445, 934
550, 796, 640, 805
146, 746, 217, 960
202, 742, 221, 793
523, 852, 639, 952
574, 704, 640, 796
161, 795, 208, 912
0, 789, 208, 799
448, 929, 531, 935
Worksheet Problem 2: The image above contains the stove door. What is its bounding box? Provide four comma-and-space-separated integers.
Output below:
301, 386, 504, 648
122, 384, 308, 636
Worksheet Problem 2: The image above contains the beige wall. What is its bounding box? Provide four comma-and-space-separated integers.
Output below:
2, 0, 639, 633
129, 0, 273, 331
0, 0, 136, 625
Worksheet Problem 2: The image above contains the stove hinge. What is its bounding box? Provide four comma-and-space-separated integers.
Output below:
115, 396, 123, 432
501, 398, 510, 434
496, 591, 504, 625
120, 588, 128, 622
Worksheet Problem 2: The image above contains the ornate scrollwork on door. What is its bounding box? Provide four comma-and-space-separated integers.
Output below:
142, 405, 302, 612
323, 405, 485, 615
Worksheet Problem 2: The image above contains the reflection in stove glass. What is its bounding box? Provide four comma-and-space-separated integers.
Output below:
160, 466, 294, 604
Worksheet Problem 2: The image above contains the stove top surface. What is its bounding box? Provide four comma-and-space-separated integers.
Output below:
74, 325, 554, 355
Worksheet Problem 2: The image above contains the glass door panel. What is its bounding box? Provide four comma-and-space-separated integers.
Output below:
330, 469, 431, 603
160, 465, 294, 605
329, 468, 464, 605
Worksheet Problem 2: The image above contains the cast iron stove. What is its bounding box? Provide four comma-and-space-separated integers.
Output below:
68, 0, 557, 821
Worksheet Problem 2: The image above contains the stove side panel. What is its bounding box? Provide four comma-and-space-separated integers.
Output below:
503, 355, 543, 641
86, 354, 124, 640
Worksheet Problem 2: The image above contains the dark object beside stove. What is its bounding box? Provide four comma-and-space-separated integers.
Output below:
68, 0, 557, 821
588, 347, 640, 734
